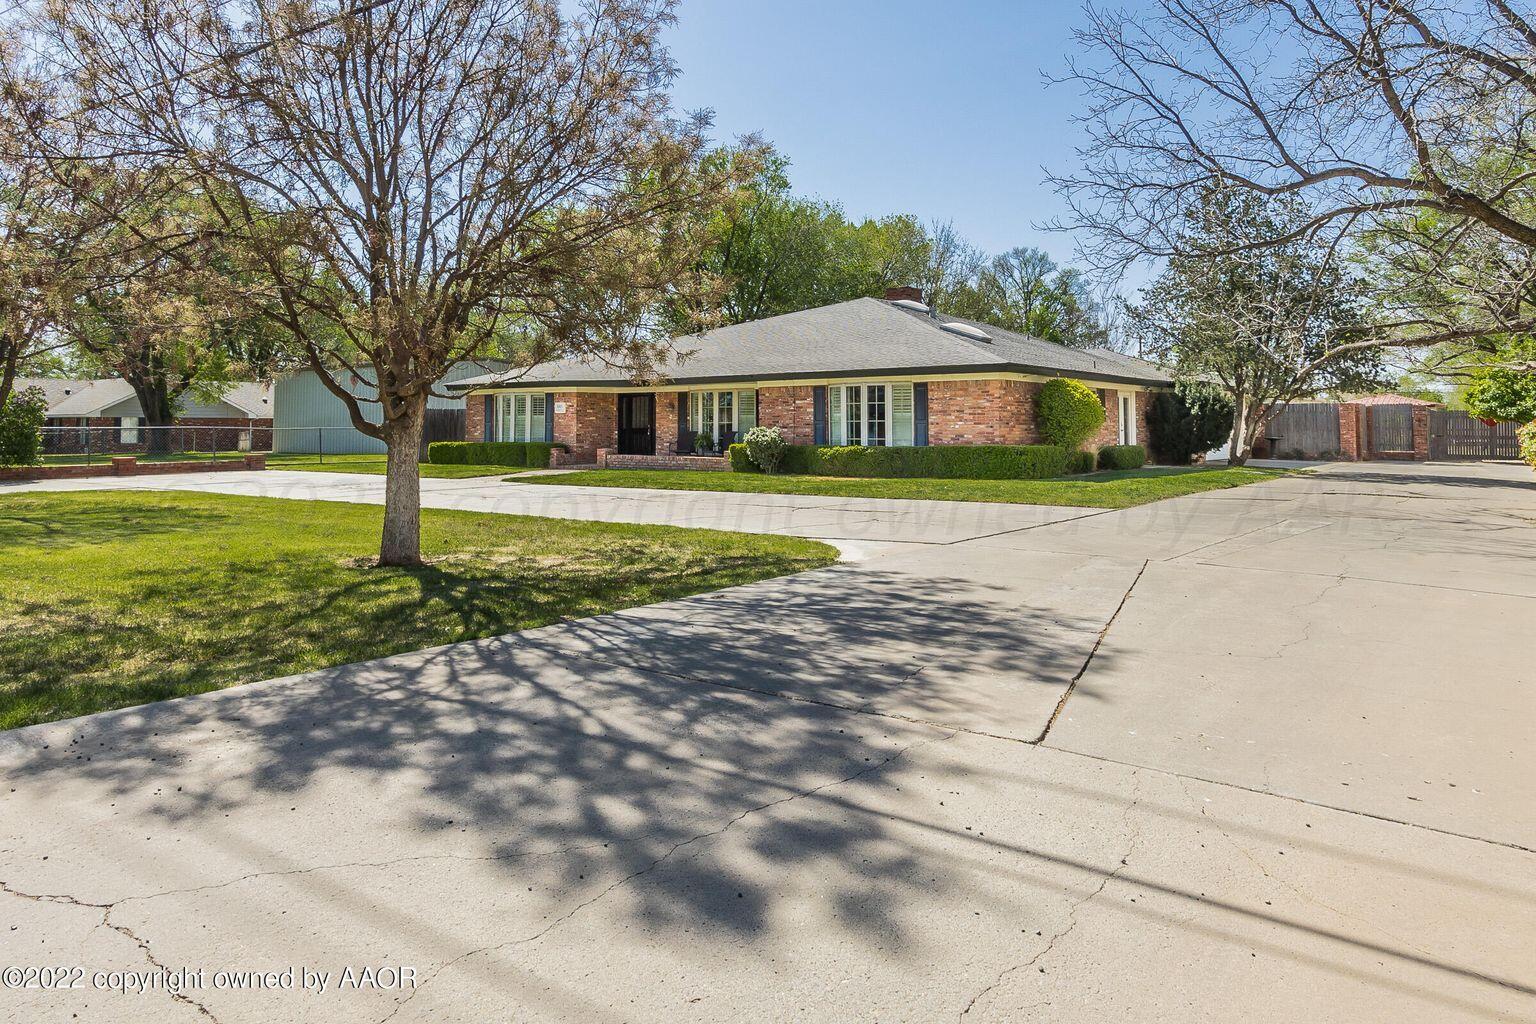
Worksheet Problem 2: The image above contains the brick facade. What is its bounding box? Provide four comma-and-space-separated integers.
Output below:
553, 391, 617, 464
928, 379, 1041, 445
598, 452, 728, 471
466, 396, 487, 442
478, 378, 1167, 465
655, 393, 680, 455
756, 385, 818, 445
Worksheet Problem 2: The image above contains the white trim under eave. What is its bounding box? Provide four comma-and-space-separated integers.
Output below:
465, 372, 1168, 397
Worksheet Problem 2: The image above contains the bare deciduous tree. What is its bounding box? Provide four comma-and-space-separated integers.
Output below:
17, 0, 749, 564
1054, 0, 1536, 355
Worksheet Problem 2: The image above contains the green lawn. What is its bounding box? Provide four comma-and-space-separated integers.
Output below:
506, 465, 1291, 509
0, 491, 836, 730
42, 451, 517, 478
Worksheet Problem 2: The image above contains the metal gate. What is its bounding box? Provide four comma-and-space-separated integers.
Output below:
1429, 410, 1522, 459
1368, 405, 1414, 453
1264, 403, 1340, 458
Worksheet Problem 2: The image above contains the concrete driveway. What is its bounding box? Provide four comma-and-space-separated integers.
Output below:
1, 461, 1533, 1022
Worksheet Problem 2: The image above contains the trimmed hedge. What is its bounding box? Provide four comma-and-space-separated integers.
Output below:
1097, 444, 1147, 471
427, 441, 564, 468
1065, 449, 1097, 475
726, 443, 1071, 480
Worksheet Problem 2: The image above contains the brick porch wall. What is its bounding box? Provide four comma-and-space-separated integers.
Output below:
553, 391, 617, 464
756, 385, 818, 444
928, 379, 1041, 445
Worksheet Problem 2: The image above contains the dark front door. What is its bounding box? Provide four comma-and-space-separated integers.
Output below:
616, 393, 655, 455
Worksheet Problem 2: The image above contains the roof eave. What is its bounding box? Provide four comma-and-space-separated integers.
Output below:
455, 362, 1171, 392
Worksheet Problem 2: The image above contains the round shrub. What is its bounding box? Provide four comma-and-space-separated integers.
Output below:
1097, 444, 1146, 471
1036, 378, 1105, 450
742, 425, 790, 474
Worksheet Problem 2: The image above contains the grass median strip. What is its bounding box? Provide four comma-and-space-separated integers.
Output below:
0, 490, 837, 730
505, 465, 1291, 509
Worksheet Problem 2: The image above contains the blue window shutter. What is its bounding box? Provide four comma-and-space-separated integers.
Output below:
913, 382, 929, 446
545, 393, 555, 442
813, 386, 828, 445
483, 395, 494, 441
677, 391, 690, 452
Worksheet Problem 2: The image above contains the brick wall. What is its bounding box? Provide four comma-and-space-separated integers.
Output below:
1135, 392, 1152, 452
928, 379, 1041, 444
1090, 389, 1120, 448
757, 385, 818, 444
599, 453, 728, 472
655, 393, 680, 454
0, 454, 266, 482
553, 391, 617, 464
465, 396, 487, 441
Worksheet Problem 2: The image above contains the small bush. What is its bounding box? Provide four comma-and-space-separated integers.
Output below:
0, 386, 46, 466
427, 441, 563, 468
1097, 444, 1147, 471
1147, 384, 1235, 465
1036, 378, 1106, 450
1519, 421, 1536, 471
743, 425, 790, 473
729, 443, 1071, 480
727, 443, 757, 472
1063, 450, 1096, 474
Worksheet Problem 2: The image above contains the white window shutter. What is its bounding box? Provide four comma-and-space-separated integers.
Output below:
891, 383, 914, 446
737, 390, 756, 431
530, 394, 546, 442
829, 386, 844, 445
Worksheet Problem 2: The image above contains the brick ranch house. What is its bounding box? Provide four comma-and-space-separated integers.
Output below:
452, 289, 1173, 468
19, 377, 274, 454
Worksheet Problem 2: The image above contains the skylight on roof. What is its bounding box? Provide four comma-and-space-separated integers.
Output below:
940, 321, 992, 342
891, 298, 929, 313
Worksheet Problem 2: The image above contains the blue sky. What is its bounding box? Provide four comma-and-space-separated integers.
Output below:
665, 0, 1097, 272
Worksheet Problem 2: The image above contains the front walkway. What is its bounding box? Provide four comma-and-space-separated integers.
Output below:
1, 461, 1532, 1022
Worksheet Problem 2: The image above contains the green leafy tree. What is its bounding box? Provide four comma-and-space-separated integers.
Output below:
1035, 378, 1105, 450
0, 384, 46, 465
946, 248, 1108, 347
1465, 368, 1536, 423
1127, 185, 1387, 465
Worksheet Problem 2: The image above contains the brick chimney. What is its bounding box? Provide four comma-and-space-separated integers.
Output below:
883, 286, 925, 303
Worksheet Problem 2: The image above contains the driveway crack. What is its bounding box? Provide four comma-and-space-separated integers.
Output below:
958, 773, 1145, 1019
2, 880, 220, 1022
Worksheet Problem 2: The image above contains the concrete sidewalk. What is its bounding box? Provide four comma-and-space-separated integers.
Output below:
2, 460, 1533, 1022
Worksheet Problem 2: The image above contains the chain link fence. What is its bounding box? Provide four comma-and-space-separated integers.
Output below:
39, 425, 399, 468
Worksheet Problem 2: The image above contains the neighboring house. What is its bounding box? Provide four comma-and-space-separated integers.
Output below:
451, 288, 1172, 466
21, 377, 273, 452
272, 361, 511, 454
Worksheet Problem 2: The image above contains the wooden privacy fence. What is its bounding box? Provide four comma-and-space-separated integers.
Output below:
1368, 404, 1415, 453
1428, 410, 1522, 459
1264, 403, 1341, 458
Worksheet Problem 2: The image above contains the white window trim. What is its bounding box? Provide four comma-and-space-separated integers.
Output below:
495, 393, 544, 443
833, 383, 894, 447
689, 390, 737, 441
1118, 392, 1136, 445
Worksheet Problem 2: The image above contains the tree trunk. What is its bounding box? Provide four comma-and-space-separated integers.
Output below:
126, 377, 179, 454
378, 395, 426, 567
1227, 394, 1251, 466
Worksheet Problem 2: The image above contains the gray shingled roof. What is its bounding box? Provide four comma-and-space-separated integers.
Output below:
16, 377, 273, 417
451, 298, 1172, 391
